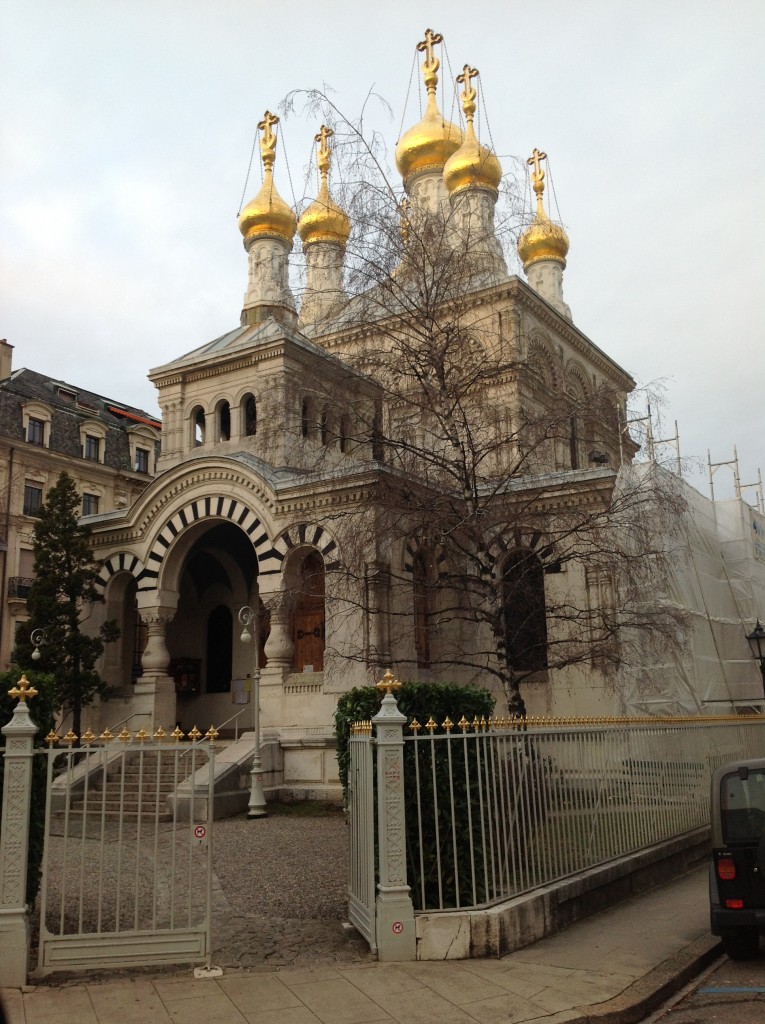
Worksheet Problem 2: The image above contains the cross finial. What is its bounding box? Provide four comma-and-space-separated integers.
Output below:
527, 147, 547, 196
315, 124, 334, 178
258, 110, 280, 171
375, 669, 402, 696
416, 28, 443, 69
456, 64, 479, 121
8, 674, 38, 704
416, 28, 443, 92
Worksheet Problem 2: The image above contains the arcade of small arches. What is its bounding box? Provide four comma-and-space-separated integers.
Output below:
98, 511, 551, 715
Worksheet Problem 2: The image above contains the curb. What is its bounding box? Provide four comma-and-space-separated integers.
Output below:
568, 934, 723, 1024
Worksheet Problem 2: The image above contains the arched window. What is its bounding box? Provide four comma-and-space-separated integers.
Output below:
217, 401, 231, 442
412, 551, 431, 669
320, 409, 330, 446
206, 605, 233, 693
502, 549, 547, 672
293, 551, 325, 672
301, 398, 312, 439
339, 414, 351, 453
192, 406, 205, 447
569, 415, 580, 469
243, 394, 257, 437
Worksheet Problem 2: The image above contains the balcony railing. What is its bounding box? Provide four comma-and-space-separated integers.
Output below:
7, 577, 34, 599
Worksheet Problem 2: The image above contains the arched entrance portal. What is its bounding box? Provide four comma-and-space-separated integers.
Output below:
163, 521, 266, 728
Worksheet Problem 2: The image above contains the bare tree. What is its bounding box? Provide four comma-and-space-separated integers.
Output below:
280, 88, 688, 717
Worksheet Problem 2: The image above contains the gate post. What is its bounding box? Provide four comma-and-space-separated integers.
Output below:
373, 673, 416, 961
0, 675, 40, 987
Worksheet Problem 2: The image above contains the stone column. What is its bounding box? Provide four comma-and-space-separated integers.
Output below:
262, 591, 295, 672
134, 601, 177, 730
0, 676, 39, 986
373, 681, 416, 961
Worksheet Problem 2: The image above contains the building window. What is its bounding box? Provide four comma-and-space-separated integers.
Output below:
82, 493, 99, 516
23, 482, 43, 517
339, 414, 351, 453
27, 417, 45, 446
83, 434, 100, 461
134, 447, 149, 474
320, 409, 330, 446
217, 401, 231, 442
301, 398, 311, 438
569, 416, 580, 469
192, 407, 205, 446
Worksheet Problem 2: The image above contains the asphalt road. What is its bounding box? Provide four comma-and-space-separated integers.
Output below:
646, 947, 765, 1023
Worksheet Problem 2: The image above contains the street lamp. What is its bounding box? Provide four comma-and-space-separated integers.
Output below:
30, 629, 45, 661
745, 619, 765, 700
238, 604, 267, 818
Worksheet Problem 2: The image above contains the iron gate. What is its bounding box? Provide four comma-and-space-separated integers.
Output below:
33, 729, 216, 976
347, 722, 377, 952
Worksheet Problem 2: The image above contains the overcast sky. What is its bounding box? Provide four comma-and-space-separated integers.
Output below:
1, 1, 763, 503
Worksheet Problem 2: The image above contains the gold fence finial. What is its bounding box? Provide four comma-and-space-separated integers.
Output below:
8, 674, 37, 704
376, 669, 401, 696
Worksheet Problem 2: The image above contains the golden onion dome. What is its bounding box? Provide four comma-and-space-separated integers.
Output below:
517, 148, 569, 269
395, 29, 463, 182
443, 65, 502, 195
238, 111, 297, 246
298, 126, 351, 247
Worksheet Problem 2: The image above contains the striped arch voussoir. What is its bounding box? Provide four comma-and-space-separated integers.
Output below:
96, 553, 146, 591
488, 532, 558, 579
402, 535, 447, 578
264, 522, 340, 575
141, 497, 273, 591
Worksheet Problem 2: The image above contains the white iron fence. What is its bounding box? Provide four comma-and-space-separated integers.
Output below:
347, 688, 765, 958
403, 716, 763, 912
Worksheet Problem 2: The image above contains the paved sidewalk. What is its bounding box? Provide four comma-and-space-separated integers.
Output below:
1, 867, 721, 1024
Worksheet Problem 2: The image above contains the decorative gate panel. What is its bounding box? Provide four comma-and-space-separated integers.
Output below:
33, 732, 216, 977
347, 723, 377, 952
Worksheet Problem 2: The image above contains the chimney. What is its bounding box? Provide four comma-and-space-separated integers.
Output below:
0, 340, 13, 381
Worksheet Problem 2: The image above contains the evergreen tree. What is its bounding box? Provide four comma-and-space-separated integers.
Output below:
14, 472, 118, 738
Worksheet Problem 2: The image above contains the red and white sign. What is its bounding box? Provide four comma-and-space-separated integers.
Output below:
392, 921, 404, 934
194, 824, 207, 840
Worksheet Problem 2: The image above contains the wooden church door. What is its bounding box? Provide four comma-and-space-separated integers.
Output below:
293, 551, 325, 672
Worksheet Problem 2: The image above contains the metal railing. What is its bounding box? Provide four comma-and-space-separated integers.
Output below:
214, 706, 252, 741
7, 576, 34, 598
403, 716, 765, 913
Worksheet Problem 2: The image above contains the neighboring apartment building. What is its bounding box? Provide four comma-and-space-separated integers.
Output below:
0, 339, 161, 671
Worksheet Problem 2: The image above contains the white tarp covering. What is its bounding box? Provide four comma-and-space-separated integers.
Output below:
617, 466, 765, 716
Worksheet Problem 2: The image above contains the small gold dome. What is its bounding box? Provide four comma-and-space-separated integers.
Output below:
298, 126, 351, 247
395, 29, 462, 182
517, 148, 569, 269
238, 111, 297, 246
443, 66, 501, 195
517, 215, 569, 269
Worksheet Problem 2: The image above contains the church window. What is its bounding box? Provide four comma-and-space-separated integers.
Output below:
502, 549, 547, 672
243, 395, 257, 437
371, 406, 384, 461
339, 414, 351, 453
192, 407, 205, 446
134, 447, 149, 474
293, 551, 325, 672
569, 415, 580, 469
218, 401, 231, 442
301, 398, 314, 438
320, 409, 330, 446
412, 551, 431, 669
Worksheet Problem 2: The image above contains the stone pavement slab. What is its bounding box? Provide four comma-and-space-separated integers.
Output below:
1, 867, 722, 1024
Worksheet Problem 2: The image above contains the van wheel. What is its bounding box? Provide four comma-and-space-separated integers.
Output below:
723, 928, 760, 960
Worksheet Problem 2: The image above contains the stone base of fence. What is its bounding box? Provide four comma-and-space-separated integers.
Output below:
415, 827, 710, 960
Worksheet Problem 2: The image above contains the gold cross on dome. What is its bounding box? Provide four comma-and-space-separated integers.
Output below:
315, 124, 333, 175
416, 28, 443, 70
258, 110, 279, 145
527, 147, 547, 184
456, 64, 478, 119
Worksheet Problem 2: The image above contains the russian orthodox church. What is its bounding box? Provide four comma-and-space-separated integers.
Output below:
76, 30, 762, 800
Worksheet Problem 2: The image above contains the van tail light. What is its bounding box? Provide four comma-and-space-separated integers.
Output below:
717, 857, 736, 880
725, 899, 744, 909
